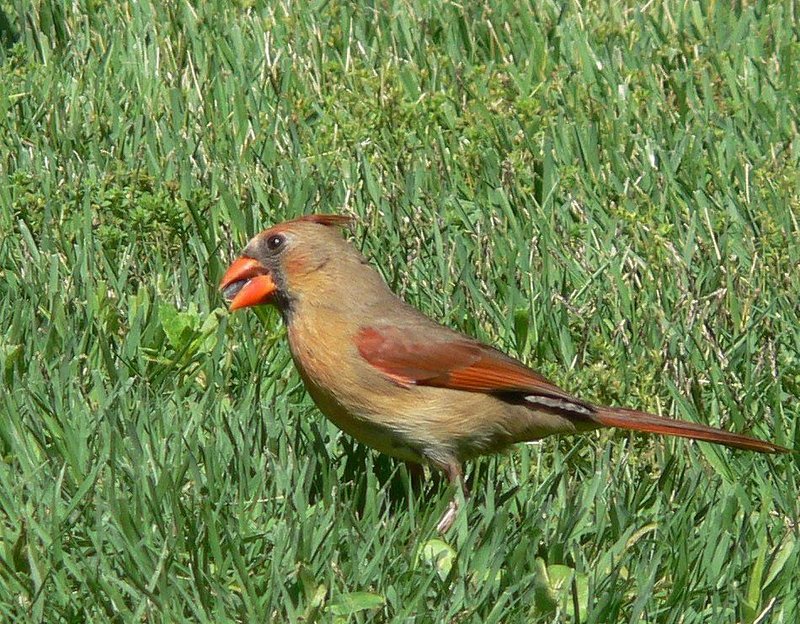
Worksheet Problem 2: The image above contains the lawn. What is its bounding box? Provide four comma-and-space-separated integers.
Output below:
0, 1, 798, 622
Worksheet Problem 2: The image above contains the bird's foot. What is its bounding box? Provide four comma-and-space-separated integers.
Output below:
436, 498, 459, 533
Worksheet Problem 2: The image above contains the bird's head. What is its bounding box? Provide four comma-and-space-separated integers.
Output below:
219, 214, 354, 314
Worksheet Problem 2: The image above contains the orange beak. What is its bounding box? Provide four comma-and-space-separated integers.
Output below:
219, 257, 278, 310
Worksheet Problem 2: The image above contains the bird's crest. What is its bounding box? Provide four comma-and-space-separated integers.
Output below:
293, 214, 354, 228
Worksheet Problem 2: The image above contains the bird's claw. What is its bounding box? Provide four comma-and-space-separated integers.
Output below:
436, 499, 459, 533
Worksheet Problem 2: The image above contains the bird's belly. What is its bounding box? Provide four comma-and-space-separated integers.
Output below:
296, 363, 528, 464
297, 366, 427, 463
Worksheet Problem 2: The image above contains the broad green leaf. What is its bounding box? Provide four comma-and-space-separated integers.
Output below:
327, 592, 385, 617
419, 538, 456, 581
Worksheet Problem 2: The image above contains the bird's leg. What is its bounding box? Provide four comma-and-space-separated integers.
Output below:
402, 460, 426, 493
430, 461, 467, 533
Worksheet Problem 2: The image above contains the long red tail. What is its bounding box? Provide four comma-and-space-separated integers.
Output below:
591, 406, 790, 454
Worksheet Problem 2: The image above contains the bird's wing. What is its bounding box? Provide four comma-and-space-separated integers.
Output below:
356, 325, 790, 454
356, 324, 594, 411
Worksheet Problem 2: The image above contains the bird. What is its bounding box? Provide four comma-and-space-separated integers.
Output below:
219, 214, 790, 532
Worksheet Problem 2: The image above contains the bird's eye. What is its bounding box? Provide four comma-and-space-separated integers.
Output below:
266, 234, 285, 252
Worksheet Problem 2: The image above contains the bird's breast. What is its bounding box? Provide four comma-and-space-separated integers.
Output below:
286, 313, 427, 462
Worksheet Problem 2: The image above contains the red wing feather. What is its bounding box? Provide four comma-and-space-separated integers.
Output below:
356, 325, 591, 407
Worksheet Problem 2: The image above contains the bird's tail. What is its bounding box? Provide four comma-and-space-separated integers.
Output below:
590, 406, 790, 454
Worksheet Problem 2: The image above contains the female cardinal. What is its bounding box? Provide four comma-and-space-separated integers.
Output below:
220, 214, 789, 532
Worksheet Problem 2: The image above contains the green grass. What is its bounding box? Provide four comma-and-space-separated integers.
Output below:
1, 0, 799, 621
